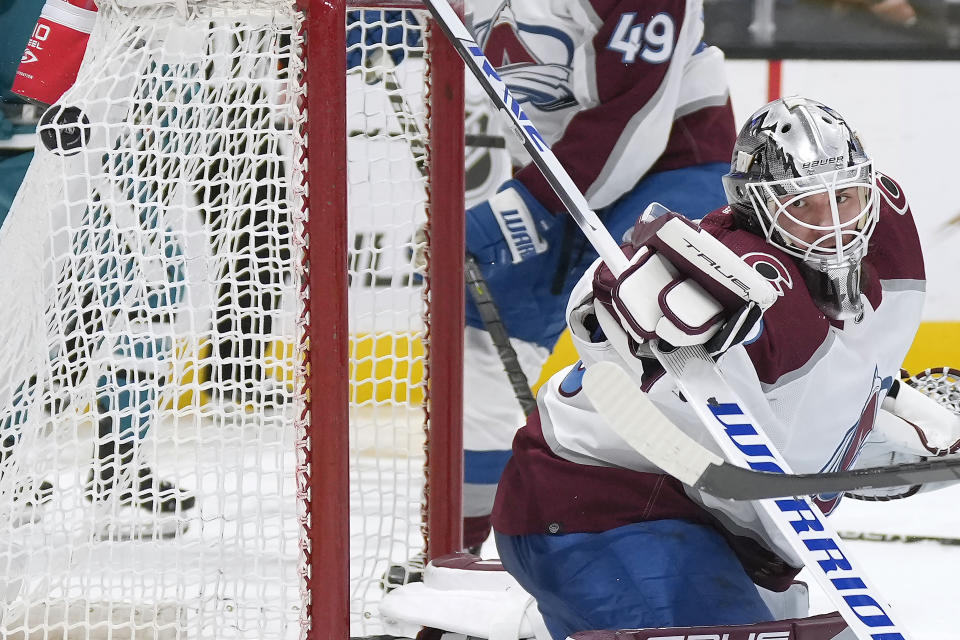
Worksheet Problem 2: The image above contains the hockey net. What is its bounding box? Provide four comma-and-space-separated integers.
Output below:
0, 1, 463, 638
903, 367, 960, 415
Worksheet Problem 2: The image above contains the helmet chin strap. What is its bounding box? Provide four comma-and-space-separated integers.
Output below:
798, 259, 865, 322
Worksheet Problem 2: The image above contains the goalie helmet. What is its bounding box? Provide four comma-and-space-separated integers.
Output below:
722, 96, 879, 321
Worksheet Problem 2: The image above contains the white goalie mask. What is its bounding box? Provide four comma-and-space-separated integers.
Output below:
722, 96, 880, 320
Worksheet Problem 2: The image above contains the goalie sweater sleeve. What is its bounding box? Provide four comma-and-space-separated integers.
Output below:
472, 0, 734, 214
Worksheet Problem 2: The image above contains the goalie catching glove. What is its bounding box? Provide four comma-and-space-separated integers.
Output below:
848, 369, 960, 501
874, 374, 960, 458
593, 210, 777, 363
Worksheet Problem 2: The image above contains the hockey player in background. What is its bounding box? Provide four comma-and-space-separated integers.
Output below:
0, 0, 195, 528
489, 96, 960, 637
454, 0, 738, 552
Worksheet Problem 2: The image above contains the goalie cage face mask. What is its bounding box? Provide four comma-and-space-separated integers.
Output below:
722, 96, 880, 321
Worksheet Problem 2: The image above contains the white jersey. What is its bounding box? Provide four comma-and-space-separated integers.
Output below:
465, 0, 734, 213
492, 175, 925, 586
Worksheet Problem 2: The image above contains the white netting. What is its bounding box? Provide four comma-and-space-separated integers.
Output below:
0, 2, 443, 638
345, 8, 434, 634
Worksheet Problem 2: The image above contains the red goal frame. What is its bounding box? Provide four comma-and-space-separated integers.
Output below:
302, 1, 465, 636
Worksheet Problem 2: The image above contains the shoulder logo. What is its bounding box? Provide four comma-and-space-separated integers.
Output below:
741, 252, 793, 296
474, 2, 576, 111
876, 173, 908, 215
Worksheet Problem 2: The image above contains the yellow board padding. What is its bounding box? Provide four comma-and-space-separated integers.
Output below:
534, 322, 960, 393
902, 322, 960, 375
163, 333, 426, 408
160, 338, 211, 410
349, 333, 425, 404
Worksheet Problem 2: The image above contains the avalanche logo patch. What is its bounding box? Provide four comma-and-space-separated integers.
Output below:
814, 368, 893, 514
483, 14, 537, 67
473, 2, 576, 112
741, 252, 793, 296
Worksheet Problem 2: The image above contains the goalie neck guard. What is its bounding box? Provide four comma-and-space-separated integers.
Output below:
721, 96, 879, 321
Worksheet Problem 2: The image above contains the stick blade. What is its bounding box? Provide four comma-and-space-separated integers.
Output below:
582, 361, 722, 486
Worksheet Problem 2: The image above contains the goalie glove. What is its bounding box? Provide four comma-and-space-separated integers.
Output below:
411, 179, 554, 273
875, 377, 960, 457
592, 212, 774, 364
595, 245, 725, 349
847, 369, 960, 501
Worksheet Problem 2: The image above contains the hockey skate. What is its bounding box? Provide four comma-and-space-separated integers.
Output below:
85, 419, 195, 540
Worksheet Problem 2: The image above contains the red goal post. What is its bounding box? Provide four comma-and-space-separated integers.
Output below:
305, 0, 465, 636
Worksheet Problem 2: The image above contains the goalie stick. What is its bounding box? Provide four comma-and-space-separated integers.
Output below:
421, 2, 915, 637
581, 359, 960, 500
839, 531, 960, 546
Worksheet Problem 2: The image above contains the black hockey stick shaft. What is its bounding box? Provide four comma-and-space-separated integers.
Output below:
696, 452, 960, 500
362, 55, 536, 417
464, 254, 536, 415
465, 133, 506, 148
839, 530, 960, 546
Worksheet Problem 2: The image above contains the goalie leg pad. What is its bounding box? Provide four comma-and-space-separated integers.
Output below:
569, 611, 851, 640
379, 552, 550, 640
757, 581, 809, 622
